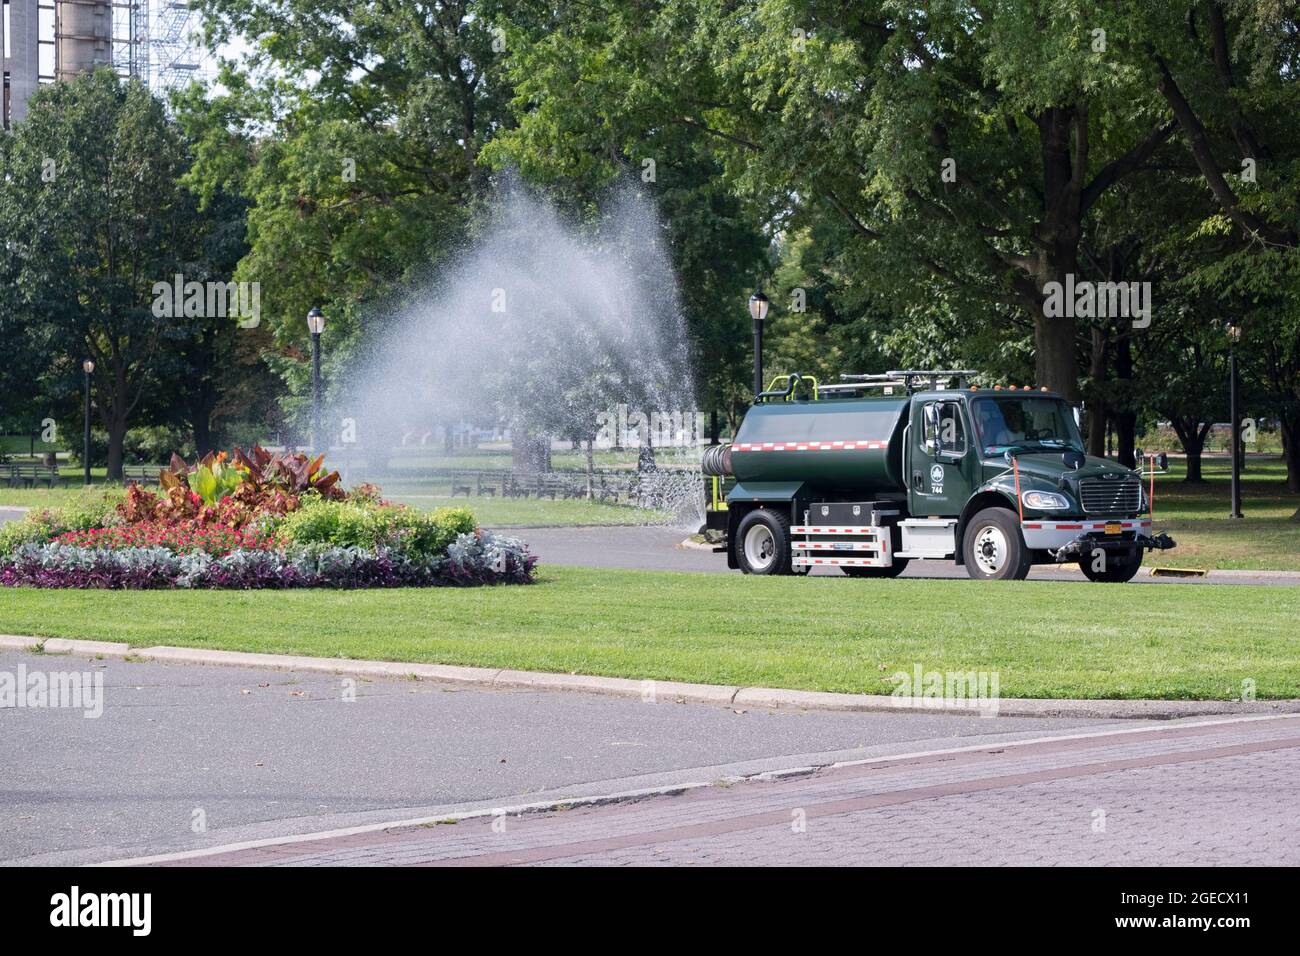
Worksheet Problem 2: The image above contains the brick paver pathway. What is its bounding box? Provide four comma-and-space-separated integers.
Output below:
154, 716, 1300, 866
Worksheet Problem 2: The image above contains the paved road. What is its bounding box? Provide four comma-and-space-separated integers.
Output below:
501, 525, 1300, 585
168, 713, 1300, 867
0, 649, 1135, 866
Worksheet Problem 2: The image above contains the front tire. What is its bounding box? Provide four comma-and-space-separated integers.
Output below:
734, 509, 793, 575
962, 508, 1031, 581
1079, 546, 1143, 583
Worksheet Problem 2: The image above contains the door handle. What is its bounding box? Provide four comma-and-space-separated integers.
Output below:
912, 470, 923, 491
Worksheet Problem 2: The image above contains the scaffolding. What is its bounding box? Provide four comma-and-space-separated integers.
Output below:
109, 0, 148, 85
147, 0, 209, 90
108, 0, 211, 91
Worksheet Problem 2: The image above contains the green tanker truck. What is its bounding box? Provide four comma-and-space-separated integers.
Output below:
701, 370, 1175, 582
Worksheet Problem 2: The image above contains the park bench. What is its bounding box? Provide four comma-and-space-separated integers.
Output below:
122, 464, 163, 485
594, 472, 632, 504
533, 472, 583, 500
7, 461, 64, 488
476, 470, 507, 497
449, 473, 473, 497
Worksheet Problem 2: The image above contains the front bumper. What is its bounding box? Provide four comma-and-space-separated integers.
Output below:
1021, 519, 1151, 550
1020, 519, 1177, 561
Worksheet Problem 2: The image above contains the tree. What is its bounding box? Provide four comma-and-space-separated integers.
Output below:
1142, 2, 1300, 494
192, 0, 514, 435
0, 71, 194, 479
487, 1, 1198, 401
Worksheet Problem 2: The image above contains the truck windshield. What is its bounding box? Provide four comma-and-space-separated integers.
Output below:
971, 396, 1083, 456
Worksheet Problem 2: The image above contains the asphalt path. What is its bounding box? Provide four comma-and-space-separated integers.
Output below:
0, 650, 1136, 866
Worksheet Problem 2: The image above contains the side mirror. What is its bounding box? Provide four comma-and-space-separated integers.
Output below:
1063, 450, 1085, 471
923, 403, 940, 453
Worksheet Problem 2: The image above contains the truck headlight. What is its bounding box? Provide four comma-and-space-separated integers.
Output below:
1022, 490, 1070, 510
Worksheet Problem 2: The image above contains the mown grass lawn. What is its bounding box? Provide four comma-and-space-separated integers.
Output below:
0, 479, 668, 527
2, 567, 1297, 701
380, 487, 667, 527
1150, 457, 1299, 571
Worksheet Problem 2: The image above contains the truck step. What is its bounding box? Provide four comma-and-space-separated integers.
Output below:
793, 541, 886, 553
793, 556, 891, 568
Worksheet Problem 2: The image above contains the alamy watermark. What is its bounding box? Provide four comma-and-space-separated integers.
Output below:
0, 663, 104, 718
151, 274, 261, 328
595, 404, 707, 449
889, 664, 1000, 717
1042, 273, 1151, 329
50, 886, 151, 936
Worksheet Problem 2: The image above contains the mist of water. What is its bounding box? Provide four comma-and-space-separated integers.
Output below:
343, 182, 705, 524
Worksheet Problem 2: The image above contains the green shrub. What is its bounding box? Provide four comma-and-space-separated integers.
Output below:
275, 499, 475, 561
0, 487, 126, 556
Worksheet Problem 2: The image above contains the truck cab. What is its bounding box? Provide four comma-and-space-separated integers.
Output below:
703, 371, 1175, 582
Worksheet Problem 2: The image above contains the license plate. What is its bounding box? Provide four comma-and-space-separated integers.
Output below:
1104, 522, 1122, 535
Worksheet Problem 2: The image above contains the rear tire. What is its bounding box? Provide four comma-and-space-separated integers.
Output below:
734, 509, 793, 575
1079, 547, 1143, 583
962, 508, 1031, 581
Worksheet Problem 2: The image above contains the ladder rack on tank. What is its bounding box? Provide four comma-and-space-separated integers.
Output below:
819, 369, 979, 396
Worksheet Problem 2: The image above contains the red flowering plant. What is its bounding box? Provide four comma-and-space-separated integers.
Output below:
55, 520, 281, 555
117, 445, 346, 533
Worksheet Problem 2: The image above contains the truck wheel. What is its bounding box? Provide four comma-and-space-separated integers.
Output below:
962, 508, 1031, 581
843, 559, 910, 579
1078, 547, 1143, 583
735, 509, 793, 575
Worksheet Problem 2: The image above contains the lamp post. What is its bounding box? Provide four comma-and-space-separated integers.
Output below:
82, 359, 94, 486
748, 291, 769, 400
306, 307, 325, 455
1227, 320, 1243, 519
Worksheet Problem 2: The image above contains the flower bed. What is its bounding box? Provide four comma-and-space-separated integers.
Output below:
54, 520, 281, 555
0, 446, 536, 590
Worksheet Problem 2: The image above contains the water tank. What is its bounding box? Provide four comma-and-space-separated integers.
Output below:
56, 0, 112, 79
729, 397, 910, 493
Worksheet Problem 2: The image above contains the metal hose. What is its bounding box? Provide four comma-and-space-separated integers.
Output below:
700, 443, 733, 476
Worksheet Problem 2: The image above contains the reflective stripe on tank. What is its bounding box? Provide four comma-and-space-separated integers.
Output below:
731, 440, 890, 452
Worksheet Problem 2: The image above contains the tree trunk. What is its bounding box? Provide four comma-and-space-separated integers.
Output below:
1034, 308, 1079, 400
1113, 333, 1136, 468
1115, 411, 1137, 469
1280, 410, 1300, 495
105, 417, 127, 482
1169, 417, 1210, 483
192, 412, 214, 459
1085, 324, 1108, 456
585, 437, 595, 499
1029, 107, 1083, 401
512, 432, 551, 472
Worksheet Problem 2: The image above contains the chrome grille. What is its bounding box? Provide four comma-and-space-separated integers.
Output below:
1079, 475, 1142, 515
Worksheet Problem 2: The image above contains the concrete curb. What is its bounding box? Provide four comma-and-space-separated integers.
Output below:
4, 633, 1298, 719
